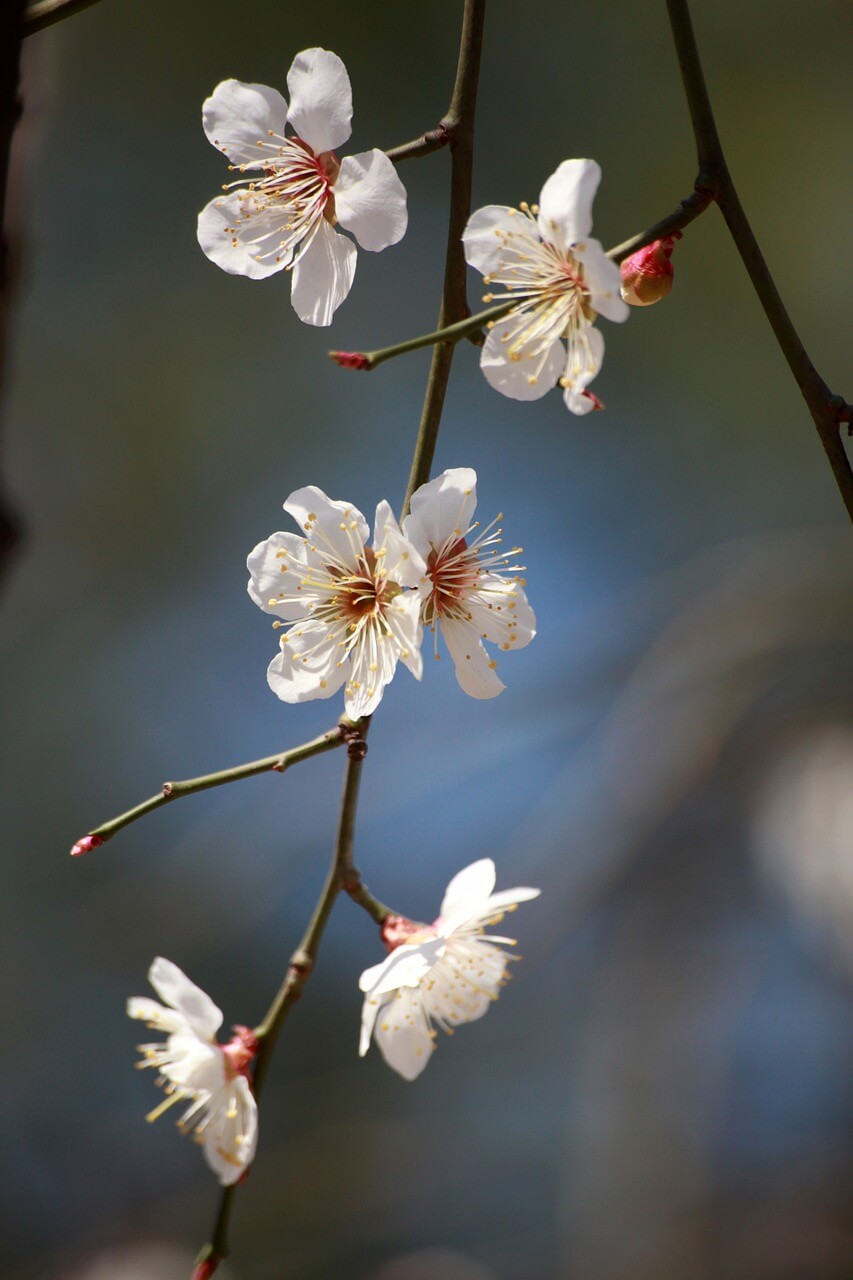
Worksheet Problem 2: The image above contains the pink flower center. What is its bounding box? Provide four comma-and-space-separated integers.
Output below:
424, 538, 479, 624
381, 914, 438, 953
221, 1025, 259, 1079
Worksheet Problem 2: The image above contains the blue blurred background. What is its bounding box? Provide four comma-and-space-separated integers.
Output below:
2, 1, 852, 1277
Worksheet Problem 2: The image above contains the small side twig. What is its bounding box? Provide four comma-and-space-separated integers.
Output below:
386, 122, 452, 165
23, 0, 103, 36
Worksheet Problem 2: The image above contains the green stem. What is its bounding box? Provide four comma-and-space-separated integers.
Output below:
83, 726, 345, 846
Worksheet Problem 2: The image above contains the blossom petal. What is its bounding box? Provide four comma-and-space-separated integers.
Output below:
563, 324, 605, 415
462, 205, 533, 276
480, 319, 563, 401
247, 531, 311, 620
286, 48, 352, 154
202, 79, 289, 167
574, 239, 629, 322
197, 190, 294, 280
440, 859, 496, 927
468, 573, 536, 650
147, 958, 223, 1041
359, 939, 444, 995
126, 997, 187, 1036
537, 158, 601, 250
203, 1076, 258, 1186
373, 987, 436, 1080
386, 590, 424, 681
480, 886, 542, 920
160, 1033, 223, 1092
345, 623, 400, 719
440, 615, 506, 699
268, 622, 348, 704
403, 467, 478, 557
334, 150, 408, 251
290, 218, 357, 326
373, 499, 426, 587
284, 485, 369, 571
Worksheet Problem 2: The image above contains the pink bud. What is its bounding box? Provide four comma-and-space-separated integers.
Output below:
329, 350, 371, 371
381, 914, 426, 952
620, 235, 679, 307
70, 833, 103, 858
191, 1257, 220, 1280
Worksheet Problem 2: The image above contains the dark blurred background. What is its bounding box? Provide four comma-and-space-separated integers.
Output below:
2, 1, 852, 1277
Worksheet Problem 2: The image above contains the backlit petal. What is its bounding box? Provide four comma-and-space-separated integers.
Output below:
335, 150, 408, 251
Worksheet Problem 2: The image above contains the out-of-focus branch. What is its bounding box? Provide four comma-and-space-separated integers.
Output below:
72, 726, 347, 853
665, 0, 853, 524
401, 0, 486, 516
23, 0, 103, 36
0, 1, 26, 581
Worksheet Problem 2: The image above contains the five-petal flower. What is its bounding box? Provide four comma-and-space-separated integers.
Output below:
197, 48, 408, 325
463, 158, 628, 414
127, 958, 258, 1185
359, 859, 540, 1080
248, 485, 425, 720
404, 467, 535, 698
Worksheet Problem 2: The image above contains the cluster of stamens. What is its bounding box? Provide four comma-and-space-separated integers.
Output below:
481, 201, 599, 391
212, 131, 339, 268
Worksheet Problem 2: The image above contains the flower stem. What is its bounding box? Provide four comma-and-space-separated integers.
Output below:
665, 0, 853, 524
80, 726, 346, 849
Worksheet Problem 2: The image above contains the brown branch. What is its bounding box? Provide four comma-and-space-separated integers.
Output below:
386, 122, 452, 165
665, 0, 853, 524
23, 0, 103, 36
0, 1, 25, 582
401, 0, 486, 517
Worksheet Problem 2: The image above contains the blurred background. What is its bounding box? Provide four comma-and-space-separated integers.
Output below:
2, 1, 852, 1277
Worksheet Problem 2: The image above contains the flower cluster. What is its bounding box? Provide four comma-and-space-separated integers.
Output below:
247, 468, 535, 719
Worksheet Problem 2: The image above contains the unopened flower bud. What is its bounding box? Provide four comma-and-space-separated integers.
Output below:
70, 833, 103, 858
329, 350, 371, 371
620, 235, 679, 306
191, 1254, 220, 1280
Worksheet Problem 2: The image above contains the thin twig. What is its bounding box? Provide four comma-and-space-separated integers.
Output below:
0, 0, 25, 582
23, 0, 103, 36
665, 0, 853, 524
386, 122, 452, 165
199, 722, 371, 1266
74, 726, 346, 851
401, 0, 486, 517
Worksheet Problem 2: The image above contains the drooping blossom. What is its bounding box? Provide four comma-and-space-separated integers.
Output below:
197, 49, 408, 326
403, 467, 535, 698
462, 158, 628, 414
620, 234, 679, 306
248, 486, 425, 720
359, 859, 540, 1080
127, 958, 258, 1186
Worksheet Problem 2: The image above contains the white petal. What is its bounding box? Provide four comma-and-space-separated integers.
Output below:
440, 859, 496, 929
462, 205, 533, 276
197, 190, 293, 280
386, 590, 424, 681
468, 573, 536, 650
247, 531, 311, 620
574, 239, 629, 323
440, 616, 506, 699
160, 1033, 224, 1092
334, 150, 408, 251
284, 485, 369, 570
359, 939, 443, 995
359, 989, 385, 1056
147, 957, 223, 1041
562, 324, 605, 415
479, 886, 541, 920
403, 468, 478, 555
373, 500, 426, 586
480, 319, 564, 402
345, 623, 399, 719
286, 48, 352, 154
267, 623, 348, 704
202, 79, 289, 167
203, 1076, 258, 1186
290, 219, 357, 326
126, 997, 187, 1036
373, 987, 436, 1080
537, 158, 601, 250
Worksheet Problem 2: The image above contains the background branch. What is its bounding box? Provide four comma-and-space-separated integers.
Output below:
23, 0, 103, 36
665, 0, 853, 524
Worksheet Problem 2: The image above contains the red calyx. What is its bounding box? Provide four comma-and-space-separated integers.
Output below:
70, 833, 103, 858
221, 1025, 259, 1078
381, 914, 425, 953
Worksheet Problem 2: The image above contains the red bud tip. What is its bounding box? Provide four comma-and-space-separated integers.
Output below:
191, 1256, 220, 1280
70, 833, 103, 858
381, 914, 423, 952
329, 350, 371, 371
620, 236, 678, 307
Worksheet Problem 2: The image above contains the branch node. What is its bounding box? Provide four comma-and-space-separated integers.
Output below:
162, 782, 174, 797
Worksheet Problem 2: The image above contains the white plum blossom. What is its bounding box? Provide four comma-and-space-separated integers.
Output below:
127, 958, 259, 1186
198, 48, 408, 326
404, 468, 535, 698
248, 485, 426, 721
359, 859, 540, 1080
463, 158, 628, 414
